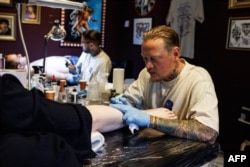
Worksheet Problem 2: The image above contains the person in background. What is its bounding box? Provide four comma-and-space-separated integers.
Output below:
68, 30, 112, 84
4, 54, 79, 84
0, 18, 11, 35
110, 25, 219, 144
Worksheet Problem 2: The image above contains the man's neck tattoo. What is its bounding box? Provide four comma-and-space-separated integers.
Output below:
165, 61, 179, 81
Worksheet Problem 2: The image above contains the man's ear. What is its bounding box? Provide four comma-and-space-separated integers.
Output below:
173, 47, 180, 58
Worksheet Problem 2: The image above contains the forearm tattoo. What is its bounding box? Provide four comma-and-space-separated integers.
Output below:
150, 116, 218, 144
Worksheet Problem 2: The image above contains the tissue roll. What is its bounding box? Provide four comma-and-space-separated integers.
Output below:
91, 131, 105, 152
112, 68, 125, 94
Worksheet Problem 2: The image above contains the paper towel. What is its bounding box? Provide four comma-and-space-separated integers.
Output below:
91, 131, 105, 152
112, 68, 125, 94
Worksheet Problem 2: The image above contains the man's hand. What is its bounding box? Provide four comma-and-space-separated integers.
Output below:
110, 104, 150, 127
66, 63, 77, 75
145, 108, 177, 120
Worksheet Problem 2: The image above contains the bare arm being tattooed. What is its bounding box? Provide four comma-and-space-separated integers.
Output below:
149, 116, 218, 144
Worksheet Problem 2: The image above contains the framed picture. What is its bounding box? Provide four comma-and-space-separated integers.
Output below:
0, 12, 16, 41
228, 0, 250, 9
226, 17, 250, 50
0, 0, 13, 6
21, 4, 41, 24
60, 0, 105, 47
134, 0, 157, 16
133, 17, 152, 45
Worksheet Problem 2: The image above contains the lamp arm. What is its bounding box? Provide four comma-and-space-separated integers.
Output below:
27, 0, 87, 10
17, 3, 31, 89
43, 37, 49, 74
16, 0, 87, 10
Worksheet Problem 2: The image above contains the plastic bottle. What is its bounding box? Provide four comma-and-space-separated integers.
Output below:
58, 80, 67, 102
70, 86, 78, 103
50, 75, 57, 86
129, 99, 173, 135
99, 72, 109, 93
87, 75, 100, 102
31, 73, 44, 91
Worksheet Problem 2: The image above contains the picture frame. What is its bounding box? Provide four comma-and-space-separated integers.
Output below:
228, 0, 250, 9
21, 4, 41, 24
133, 17, 152, 45
60, 0, 105, 47
0, 12, 16, 41
226, 17, 250, 50
134, 0, 157, 16
0, 0, 13, 7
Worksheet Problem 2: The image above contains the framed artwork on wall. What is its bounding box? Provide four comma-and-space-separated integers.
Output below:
0, 12, 16, 41
21, 4, 41, 24
226, 17, 250, 50
228, 0, 250, 9
60, 0, 106, 47
133, 17, 152, 45
134, 0, 157, 16
0, 0, 12, 7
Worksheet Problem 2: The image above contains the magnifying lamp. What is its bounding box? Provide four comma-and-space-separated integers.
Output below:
16, 0, 87, 89
43, 19, 66, 73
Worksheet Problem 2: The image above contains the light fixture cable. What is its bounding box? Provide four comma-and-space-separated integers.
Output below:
17, 2, 31, 89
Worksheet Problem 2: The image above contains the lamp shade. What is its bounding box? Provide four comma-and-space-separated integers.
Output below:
46, 19, 66, 41
27, 0, 87, 10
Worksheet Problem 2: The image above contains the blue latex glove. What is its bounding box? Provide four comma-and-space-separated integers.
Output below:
68, 67, 77, 75
67, 75, 80, 85
110, 96, 131, 105
110, 104, 150, 128
66, 62, 78, 75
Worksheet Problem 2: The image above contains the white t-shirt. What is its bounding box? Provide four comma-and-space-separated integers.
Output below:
166, 0, 204, 59
75, 50, 112, 83
124, 59, 219, 132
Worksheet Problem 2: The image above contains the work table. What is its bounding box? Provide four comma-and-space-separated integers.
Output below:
86, 127, 220, 167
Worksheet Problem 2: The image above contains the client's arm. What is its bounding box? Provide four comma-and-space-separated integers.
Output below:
86, 105, 125, 133
87, 105, 177, 133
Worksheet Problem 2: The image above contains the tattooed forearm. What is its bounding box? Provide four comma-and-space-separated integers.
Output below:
150, 116, 218, 144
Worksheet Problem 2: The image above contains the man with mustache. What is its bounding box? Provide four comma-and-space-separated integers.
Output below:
111, 25, 219, 144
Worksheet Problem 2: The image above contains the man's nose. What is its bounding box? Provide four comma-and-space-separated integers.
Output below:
145, 61, 153, 68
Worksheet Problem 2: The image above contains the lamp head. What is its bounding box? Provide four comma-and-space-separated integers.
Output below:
45, 19, 66, 41
24, 0, 87, 10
